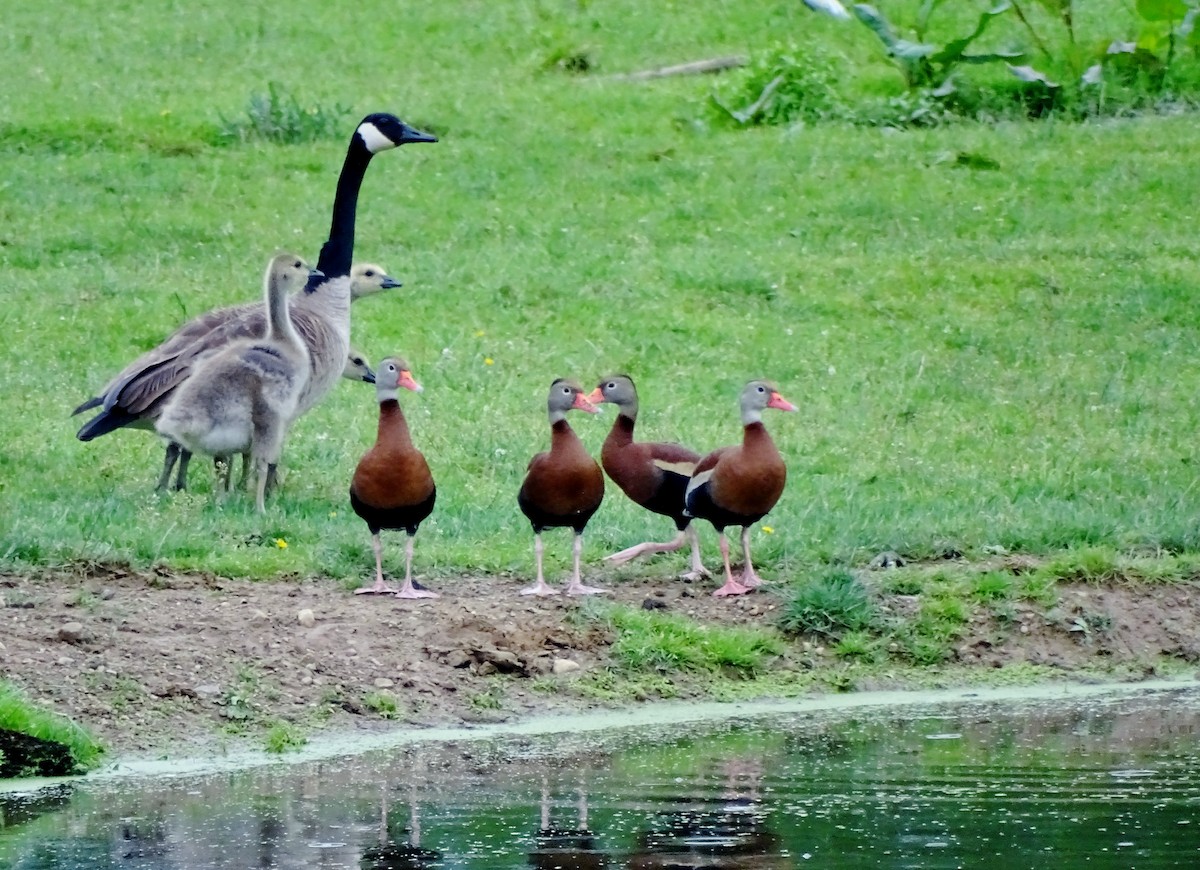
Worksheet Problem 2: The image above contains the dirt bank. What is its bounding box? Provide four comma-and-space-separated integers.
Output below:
3, 563, 1199, 760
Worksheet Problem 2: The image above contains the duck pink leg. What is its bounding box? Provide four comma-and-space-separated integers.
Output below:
521, 533, 559, 596
355, 532, 398, 594
395, 533, 439, 599
738, 526, 765, 589
712, 530, 751, 598
604, 530, 688, 566
680, 525, 711, 581
564, 532, 606, 596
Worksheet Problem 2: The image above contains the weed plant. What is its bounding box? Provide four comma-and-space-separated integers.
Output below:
263, 720, 308, 754
711, 0, 1200, 127
778, 571, 875, 638
218, 83, 350, 145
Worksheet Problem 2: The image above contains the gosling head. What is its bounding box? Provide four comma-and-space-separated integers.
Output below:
349, 263, 402, 300
266, 253, 321, 294
342, 350, 376, 384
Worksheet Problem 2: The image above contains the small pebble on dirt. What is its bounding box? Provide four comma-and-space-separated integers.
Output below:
553, 658, 581, 674
57, 622, 86, 644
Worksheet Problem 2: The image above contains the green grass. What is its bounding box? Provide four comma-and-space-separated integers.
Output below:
262, 720, 308, 755
0, 680, 105, 773
2, 0, 1200, 592
591, 602, 785, 675
361, 690, 399, 720
778, 571, 876, 637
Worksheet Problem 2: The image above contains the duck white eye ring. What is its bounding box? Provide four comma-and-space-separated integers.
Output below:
756, 385, 766, 393
607, 382, 617, 390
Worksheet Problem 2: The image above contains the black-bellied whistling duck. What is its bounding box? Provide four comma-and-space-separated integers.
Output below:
684, 380, 798, 597
349, 356, 438, 599
585, 374, 709, 580
518, 379, 606, 597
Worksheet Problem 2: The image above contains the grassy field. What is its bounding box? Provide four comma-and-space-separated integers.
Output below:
2, 0, 1198, 588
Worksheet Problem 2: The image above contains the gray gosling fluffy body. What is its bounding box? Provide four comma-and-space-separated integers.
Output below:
213, 347, 377, 494
155, 254, 314, 512
153, 265, 397, 493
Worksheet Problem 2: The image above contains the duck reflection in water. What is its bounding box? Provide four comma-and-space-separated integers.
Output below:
361, 783, 441, 870
629, 755, 785, 869
527, 775, 610, 869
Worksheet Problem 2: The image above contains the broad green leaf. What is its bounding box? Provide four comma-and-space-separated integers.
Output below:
852, 4, 901, 50
931, 3, 1013, 66
915, 0, 946, 34
958, 50, 1027, 65
1033, 0, 1073, 25
1008, 64, 1059, 86
893, 39, 938, 60
1179, 7, 1200, 39
1136, 0, 1189, 22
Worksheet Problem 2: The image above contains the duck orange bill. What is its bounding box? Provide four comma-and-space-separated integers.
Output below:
398, 371, 424, 393
768, 392, 798, 412
584, 387, 605, 405
572, 392, 600, 413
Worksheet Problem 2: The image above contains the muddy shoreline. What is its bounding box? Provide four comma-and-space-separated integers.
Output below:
3, 565, 1199, 764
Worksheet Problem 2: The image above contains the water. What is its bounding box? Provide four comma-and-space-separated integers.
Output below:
2, 683, 1199, 868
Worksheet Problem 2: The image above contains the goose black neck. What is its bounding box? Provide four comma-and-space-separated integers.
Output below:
308, 137, 371, 291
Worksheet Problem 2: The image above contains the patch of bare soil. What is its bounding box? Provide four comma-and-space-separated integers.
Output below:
2, 565, 1199, 760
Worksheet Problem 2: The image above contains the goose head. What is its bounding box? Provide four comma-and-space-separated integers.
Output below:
739, 380, 798, 425
349, 263, 402, 300
548, 378, 599, 423
355, 114, 438, 155
267, 253, 322, 293
376, 356, 422, 402
342, 350, 376, 384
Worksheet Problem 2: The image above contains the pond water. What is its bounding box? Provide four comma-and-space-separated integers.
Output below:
2, 682, 1199, 868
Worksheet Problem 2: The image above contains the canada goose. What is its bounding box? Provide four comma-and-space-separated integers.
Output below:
125, 264, 399, 494
75, 263, 397, 426
155, 253, 314, 513
75, 112, 436, 469
684, 380, 798, 597
517, 380, 606, 597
